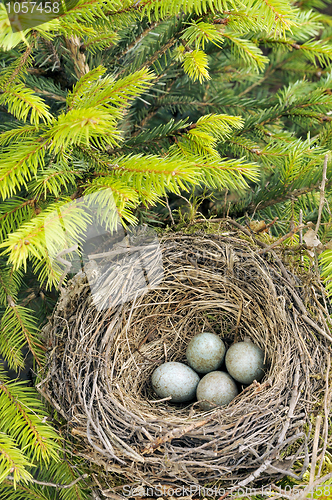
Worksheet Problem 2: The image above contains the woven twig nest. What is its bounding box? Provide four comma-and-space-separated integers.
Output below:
39, 223, 332, 491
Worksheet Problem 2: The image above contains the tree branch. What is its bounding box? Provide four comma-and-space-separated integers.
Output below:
257, 223, 310, 255
247, 177, 332, 214
6, 473, 89, 489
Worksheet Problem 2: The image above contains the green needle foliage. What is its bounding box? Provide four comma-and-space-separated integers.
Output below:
0, 454, 90, 500
0, 0, 332, 496
0, 368, 60, 486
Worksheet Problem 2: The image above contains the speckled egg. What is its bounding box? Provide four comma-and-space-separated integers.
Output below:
196, 371, 238, 410
151, 362, 200, 403
186, 332, 226, 374
225, 340, 265, 385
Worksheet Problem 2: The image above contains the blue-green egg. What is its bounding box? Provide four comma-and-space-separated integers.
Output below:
186, 332, 226, 374
225, 340, 265, 385
196, 371, 238, 410
151, 362, 200, 403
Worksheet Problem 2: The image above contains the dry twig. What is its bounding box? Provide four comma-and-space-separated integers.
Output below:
257, 224, 309, 255
6, 473, 89, 489
309, 414, 322, 486
315, 154, 328, 235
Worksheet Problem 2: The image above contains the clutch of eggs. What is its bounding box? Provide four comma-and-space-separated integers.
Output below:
151, 333, 265, 408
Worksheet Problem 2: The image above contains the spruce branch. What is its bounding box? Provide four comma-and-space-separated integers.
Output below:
0, 141, 47, 198
247, 178, 332, 213
0, 44, 33, 91
0, 433, 33, 486
0, 369, 60, 471
0, 305, 45, 369
222, 32, 268, 72
0, 198, 35, 242
120, 22, 159, 57
40, 39, 61, 71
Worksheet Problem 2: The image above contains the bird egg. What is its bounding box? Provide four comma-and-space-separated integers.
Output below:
196, 371, 238, 410
186, 332, 226, 374
151, 362, 200, 403
225, 341, 265, 385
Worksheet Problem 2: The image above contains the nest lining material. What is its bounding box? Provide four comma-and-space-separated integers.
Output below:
39, 225, 331, 490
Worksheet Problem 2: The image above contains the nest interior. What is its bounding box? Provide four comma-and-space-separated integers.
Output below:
39, 225, 332, 491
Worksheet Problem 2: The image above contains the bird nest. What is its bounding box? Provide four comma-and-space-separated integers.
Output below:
38, 222, 332, 493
